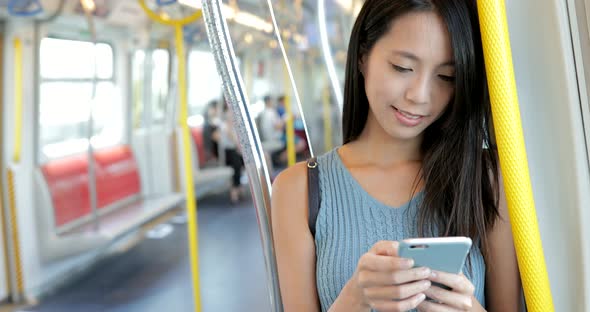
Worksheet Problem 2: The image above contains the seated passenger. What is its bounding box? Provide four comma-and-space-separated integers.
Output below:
271, 1, 522, 311
202, 100, 221, 161
219, 105, 245, 204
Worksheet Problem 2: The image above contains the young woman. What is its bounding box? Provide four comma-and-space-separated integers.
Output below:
271, 0, 522, 311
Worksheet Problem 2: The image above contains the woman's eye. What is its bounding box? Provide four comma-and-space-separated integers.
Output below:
392, 64, 412, 73
439, 75, 456, 82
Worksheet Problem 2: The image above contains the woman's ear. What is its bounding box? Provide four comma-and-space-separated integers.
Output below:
358, 54, 368, 76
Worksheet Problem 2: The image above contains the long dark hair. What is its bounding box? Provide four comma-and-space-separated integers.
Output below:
342, 0, 500, 255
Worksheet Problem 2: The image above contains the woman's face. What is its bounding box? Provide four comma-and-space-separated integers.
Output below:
361, 11, 455, 142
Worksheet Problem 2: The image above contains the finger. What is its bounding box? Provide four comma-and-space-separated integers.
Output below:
370, 240, 400, 257
358, 267, 432, 287
370, 293, 426, 312
358, 253, 414, 272
392, 266, 433, 285
417, 299, 458, 312
424, 286, 473, 310
429, 271, 475, 295
364, 280, 431, 301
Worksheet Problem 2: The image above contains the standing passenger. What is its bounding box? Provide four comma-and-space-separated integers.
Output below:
276, 95, 286, 119
259, 95, 285, 144
259, 95, 286, 175
271, 1, 522, 311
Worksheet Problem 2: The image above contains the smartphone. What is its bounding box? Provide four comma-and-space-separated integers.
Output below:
398, 236, 472, 274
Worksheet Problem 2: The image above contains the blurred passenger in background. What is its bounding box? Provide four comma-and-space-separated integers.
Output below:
258, 95, 285, 176
276, 95, 286, 118
203, 100, 221, 160
219, 104, 245, 204
272, 95, 310, 168
259, 95, 284, 144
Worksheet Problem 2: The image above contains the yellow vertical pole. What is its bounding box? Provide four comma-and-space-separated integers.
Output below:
478, 1, 554, 311
12, 38, 22, 163
175, 24, 202, 312
136, 2, 203, 311
6, 37, 25, 301
6, 169, 23, 296
283, 63, 296, 166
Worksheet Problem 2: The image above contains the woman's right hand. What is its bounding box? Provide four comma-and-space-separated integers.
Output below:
350, 241, 432, 312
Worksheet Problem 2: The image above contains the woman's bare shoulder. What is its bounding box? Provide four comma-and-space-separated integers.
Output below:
273, 161, 308, 191
272, 161, 309, 219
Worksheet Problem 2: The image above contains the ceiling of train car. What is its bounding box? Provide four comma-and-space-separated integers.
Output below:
0, 0, 358, 59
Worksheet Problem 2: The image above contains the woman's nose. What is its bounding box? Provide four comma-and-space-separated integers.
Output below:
405, 75, 430, 105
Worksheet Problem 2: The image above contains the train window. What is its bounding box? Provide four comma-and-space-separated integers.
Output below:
40, 38, 113, 79
39, 37, 122, 160
131, 50, 146, 128
188, 50, 222, 119
131, 48, 170, 127
151, 49, 170, 125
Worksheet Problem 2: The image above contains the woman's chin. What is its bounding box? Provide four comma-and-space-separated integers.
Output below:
383, 127, 425, 143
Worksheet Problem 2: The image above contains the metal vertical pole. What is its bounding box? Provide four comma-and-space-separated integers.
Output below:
202, 1, 283, 310
81, 6, 100, 232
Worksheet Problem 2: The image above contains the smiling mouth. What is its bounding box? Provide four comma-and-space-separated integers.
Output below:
391, 106, 425, 119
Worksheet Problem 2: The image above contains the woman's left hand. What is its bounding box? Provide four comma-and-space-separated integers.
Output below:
417, 271, 483, 312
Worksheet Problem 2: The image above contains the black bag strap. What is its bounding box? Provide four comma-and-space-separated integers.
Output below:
307, 157, 320, 237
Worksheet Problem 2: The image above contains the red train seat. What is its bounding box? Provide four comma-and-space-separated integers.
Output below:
190, 126, 208, 167
41, 145, 142, 228
94, 145, 141, 209
41, 154, 92, 227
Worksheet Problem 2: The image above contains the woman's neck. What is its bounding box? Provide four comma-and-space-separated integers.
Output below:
348, 114, 423, 166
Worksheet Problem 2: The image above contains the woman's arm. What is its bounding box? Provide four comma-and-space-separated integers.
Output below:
271, 162, 322, 311
485, 173, 523, 312
272, 163, 428, 312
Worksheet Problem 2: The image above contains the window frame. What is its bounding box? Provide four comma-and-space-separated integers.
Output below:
37, 36, 119, 163
130, 46, 174, 130
39, 35, 116, 83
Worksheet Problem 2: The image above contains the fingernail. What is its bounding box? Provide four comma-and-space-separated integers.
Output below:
417, 293, 426, 302
431, 271, 437, 278
423, 281, 431, 288
422, 267, 431, 276
406, 259, 415, 267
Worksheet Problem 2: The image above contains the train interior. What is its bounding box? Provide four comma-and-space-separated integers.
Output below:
0, 0, 587, 311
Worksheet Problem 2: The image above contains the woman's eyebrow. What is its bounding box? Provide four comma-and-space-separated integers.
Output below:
392, 50, 420, 61
392, 50, 455, 67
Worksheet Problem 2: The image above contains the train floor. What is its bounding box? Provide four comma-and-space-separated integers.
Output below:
20, 192, 272, 312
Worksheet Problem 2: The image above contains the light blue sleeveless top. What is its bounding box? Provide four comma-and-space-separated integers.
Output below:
315, 149, 486, 311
